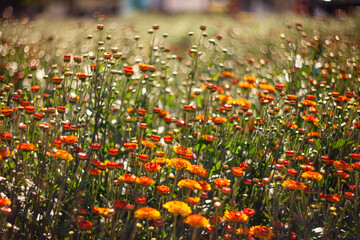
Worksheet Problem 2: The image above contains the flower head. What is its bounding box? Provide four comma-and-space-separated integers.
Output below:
173, 146, 191, 155
281, 180, 307, 191
157, 185, 170, 194
134, 207, 161, 220
78, 220, 93, 230
60, 135, 78, 145
301, 171, 323, 181
249, 226, 274, 240
163, 201, 192, 217
197, 181, 212, 191
137, 176, 154, 186
48, 149, 73, 161
214, 178, 230, 188
119, 174, 138, 183
144, 162, 161, 172
16, 143, 38, 151
167, 158, 191, 170
184, 214, 210, 228
177, 179, 202, 190
223, 210, 248, 223
187, 164, 208, 177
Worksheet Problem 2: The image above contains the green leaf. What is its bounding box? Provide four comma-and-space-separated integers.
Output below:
315, 139, 321, 150
262, 211, 273, 220
166, 95, 176, 107
333, 139, 346, 149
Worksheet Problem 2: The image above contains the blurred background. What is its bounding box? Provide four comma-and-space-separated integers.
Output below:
1, 0, 360, 19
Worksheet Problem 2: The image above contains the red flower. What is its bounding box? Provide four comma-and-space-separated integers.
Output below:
124, 66, 134, 76
78, 220, 93, 230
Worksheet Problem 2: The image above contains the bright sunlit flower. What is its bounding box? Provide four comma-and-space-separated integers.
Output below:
184, 214, 210, 228
135, 207, 161, 220
223, 210, 248, 223
163, 201, 192, 217
281, 180, 307, 191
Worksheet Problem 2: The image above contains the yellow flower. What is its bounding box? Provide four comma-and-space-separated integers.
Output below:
134, 207, 161, 220
163, 201, 192, 217
177, 179, 202, 190
167, 158, 191, 170
184, 214, 210, 228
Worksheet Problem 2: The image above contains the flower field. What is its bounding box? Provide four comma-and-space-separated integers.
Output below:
0, 13, 360, 239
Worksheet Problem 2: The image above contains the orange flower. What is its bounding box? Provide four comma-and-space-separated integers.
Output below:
352, 162, 360, 171
187, 165, 208, 177
202, 135, 215, 143
196, 115, 212, 122
157, 185, 170, 194
0, 132, 12, 140
164, 136, 174, 144
223, 210, 248, 223
0, 197, 11, 207
144, 162, 161, 172
134, 207, 161, 220
47, 149, 74, 161
301, 171, 323, 181
281, 180, 307, 191
154, 157, 170, 165
1, 109, 14, 117
60, 135, 78, 144
351, 154, 360, 160
197, 181, 212, 191
286, 95, 297, 100
184, 214, 210, 228
89, 169, 102, 176
214, 178, 230, 188
141, 138, 155, 149
212, 117, 227, 125
307, 132, 319, 138
334, 160, 353, 172
302, 116, 319, 123
0, 148, 11, 157
238, 81, 256, 89
301, 100, 316, 106
92, 207, 115, 217
137, 176, 154, 186
249, 226, 274, 240
177, 179, 202, 190
173, 146, 191, 155
222, 71, 234, 78
320, 193, 341, 203
188, 196, 201, 205
16, 143, 38, 151
244, 76, 257, 83
232, 167, 244, 177
109, 148, 119, 155
138, 154, 149, 163
163, 201, 192, 217
259, 84, 275, 93
124, 142, 138, 152
167, 158, 191, 170
300, 164, 315, 171
119, 174, 138, 183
